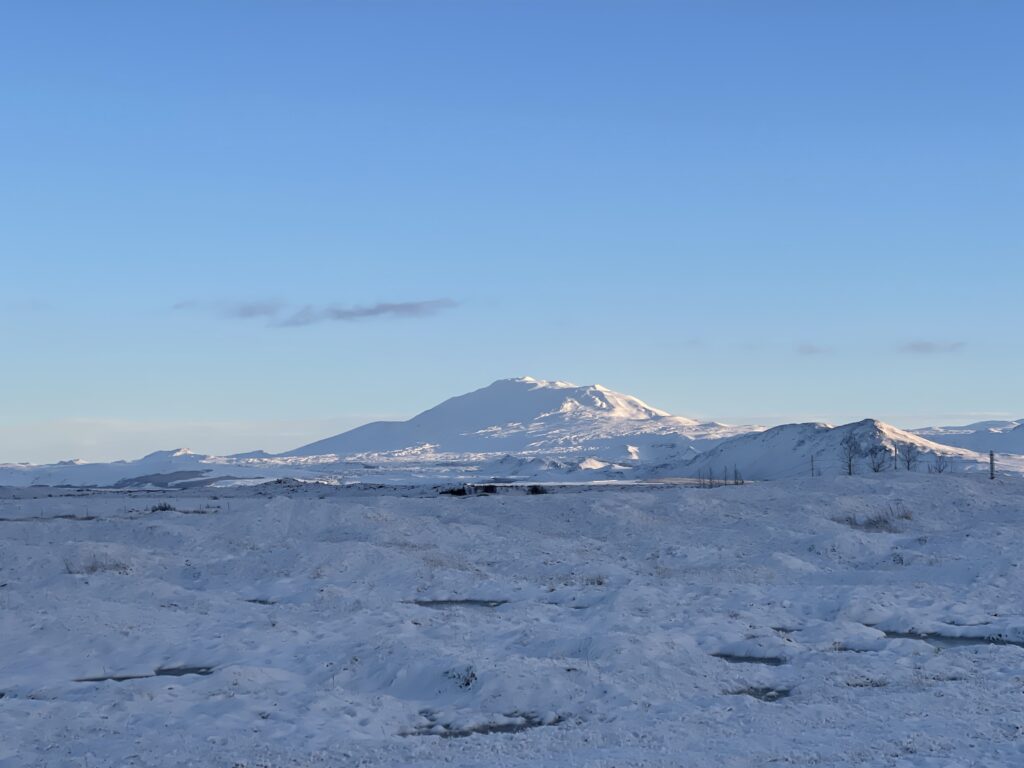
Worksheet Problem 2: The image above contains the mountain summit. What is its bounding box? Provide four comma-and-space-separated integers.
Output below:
283, 377, 724, 457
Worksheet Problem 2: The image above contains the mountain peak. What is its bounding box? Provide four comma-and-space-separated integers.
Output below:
285, 377, 702, 457
494, 376, 575, 389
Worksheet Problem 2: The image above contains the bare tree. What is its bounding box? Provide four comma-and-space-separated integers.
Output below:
840, 434, 859, 476
931, 453, 950, 474
901, 443, 920, 471
868, 445, 888, 473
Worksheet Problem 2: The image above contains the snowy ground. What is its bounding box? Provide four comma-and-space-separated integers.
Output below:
2, 474, 1024, 767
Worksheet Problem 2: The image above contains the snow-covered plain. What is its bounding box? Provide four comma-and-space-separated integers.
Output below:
4, 473, 1024, 767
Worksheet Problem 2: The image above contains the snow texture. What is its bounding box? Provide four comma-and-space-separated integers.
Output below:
3, 473, 1024, 766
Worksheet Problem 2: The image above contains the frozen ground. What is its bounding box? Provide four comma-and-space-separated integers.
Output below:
2, 474, 1024, 767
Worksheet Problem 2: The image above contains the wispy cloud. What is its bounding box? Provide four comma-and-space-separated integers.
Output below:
174, 299, 457, 326
229, 301, 284, 319
898, 340, 966, 355
278, 299, 457, 327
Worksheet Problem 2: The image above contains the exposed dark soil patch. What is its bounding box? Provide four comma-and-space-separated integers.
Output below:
154, 665, 214, 677
245, 598, 276, 605
75, 672, 151, 683
410, 599, 508, 609
729, 686, 791, 702
845, 676, 888, 688
0, 514, 97, 522
832, 644, 875, 653
712, 653, 786, 666
882, 631, 1024, 650
407, 710, 561, 738
75, 665, 214, 683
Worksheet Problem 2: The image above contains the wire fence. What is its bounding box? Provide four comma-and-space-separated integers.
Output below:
684, 449, 992, 482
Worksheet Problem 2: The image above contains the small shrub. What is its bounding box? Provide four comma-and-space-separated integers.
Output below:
527, 485, 548, 495
900, 444, 920, 471
150, 502, 175, 512
868, 446, 889, 473
444, 666, 477, 689
64, 556, 132, 575
836, 501, 912, 533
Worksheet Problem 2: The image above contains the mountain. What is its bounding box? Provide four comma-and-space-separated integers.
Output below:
672, 419, 980, 481
913, 420, 1024, 454
8, 377, 1018, 488
283, 377, 755, 458
0, 448, 237, 488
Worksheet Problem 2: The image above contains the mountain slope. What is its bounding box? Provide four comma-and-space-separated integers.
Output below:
0, 448, 250, 488
672, 419, 981, 481
283, 377, 748, 457
913, 421, 1024, 454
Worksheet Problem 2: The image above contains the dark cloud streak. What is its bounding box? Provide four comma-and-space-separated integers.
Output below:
230, 301, 283, 319
278, 299, 457, 326
174, 299, 457, 326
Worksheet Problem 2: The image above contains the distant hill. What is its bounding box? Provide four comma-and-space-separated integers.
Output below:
913, 420, 1024, 454
675, 419, 980, 481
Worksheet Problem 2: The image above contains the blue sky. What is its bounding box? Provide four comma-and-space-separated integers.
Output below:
3, 1, 1022, 462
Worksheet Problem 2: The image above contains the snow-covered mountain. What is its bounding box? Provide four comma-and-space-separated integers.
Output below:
284, 377, 753, 458
0, 378, 758, 488
913, 420, 1024, 454
0, 448, 272, 489
674, 419, 983, 481
4, 377, 1021, 488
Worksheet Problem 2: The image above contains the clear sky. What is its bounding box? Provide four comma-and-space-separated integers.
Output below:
3, 1, 1022, 463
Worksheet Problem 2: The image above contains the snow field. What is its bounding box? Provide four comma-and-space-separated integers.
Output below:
2, 473, 1024, 766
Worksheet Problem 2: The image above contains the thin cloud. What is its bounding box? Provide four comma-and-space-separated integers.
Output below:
278, 299, 457, 326
174, 299, 457, 326
230, 301, 283, 319
899, 340, 966, 355
173, 300, 283, 318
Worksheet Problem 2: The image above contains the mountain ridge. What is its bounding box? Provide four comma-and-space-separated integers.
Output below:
678, 418, 979, 481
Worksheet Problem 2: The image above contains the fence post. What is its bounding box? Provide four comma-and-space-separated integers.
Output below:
990, 450, 995, 480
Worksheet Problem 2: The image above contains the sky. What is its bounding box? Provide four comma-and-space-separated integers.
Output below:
2, 1, 1022, 463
